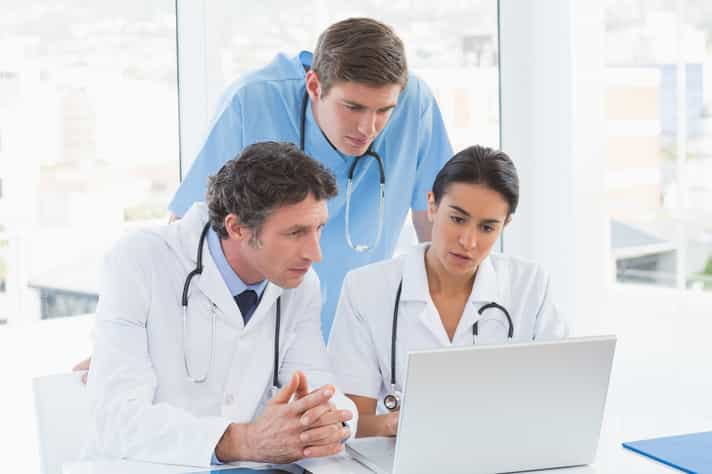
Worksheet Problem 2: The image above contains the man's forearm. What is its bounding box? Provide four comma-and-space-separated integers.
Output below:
215, 422, 252, 463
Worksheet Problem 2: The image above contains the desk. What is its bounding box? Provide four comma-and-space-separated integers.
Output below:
62, 356, 699, 474
64, 353, 709, 473
62, 456, 372, 474
63, 287, 712, 474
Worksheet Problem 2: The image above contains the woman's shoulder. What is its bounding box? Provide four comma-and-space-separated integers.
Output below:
344, 253, 407, 287
488, 252, 549, 284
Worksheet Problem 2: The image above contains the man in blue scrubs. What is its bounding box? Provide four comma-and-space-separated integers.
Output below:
171, 18, 452, 339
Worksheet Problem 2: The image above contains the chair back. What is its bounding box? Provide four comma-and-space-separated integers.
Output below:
33, 372, 90, 474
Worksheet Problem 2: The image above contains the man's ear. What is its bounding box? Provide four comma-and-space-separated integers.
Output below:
224, 214, 249, 241
305, 70, 322, 102
504, 214, 513, 227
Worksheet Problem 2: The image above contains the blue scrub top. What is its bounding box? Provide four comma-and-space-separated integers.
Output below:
170, 51, 452, 339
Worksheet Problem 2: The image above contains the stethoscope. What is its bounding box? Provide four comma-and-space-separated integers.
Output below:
300, 91, 385, 253
181, 223, 282, 396
382, 279, 514, 412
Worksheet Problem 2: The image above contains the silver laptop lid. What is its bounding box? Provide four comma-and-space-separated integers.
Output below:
393, 336, 616, 474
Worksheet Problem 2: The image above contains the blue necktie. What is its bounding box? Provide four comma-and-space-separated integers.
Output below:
234, 289, 258, 324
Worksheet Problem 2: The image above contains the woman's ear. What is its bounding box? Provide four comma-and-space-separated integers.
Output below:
426, 192, 437, 223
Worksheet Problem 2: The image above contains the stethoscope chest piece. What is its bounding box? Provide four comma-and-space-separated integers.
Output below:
384, 388, 401, 412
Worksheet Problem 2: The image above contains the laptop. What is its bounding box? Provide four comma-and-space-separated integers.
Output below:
347, 336, 616, 474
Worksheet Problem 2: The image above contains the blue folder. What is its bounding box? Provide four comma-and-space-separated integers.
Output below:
622, 431, 712, 473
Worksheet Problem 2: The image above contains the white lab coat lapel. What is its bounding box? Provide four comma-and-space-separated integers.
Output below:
197, 250, 245, 331
457, 256, 503, 340
165, 203, 242, 330
242, 282, 283, 336
221, 283, 285, 422
169, 204, 283, 422
400, 244, 452, 347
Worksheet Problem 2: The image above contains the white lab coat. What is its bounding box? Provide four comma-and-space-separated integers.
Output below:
83, 203, 356, 467
327, 243, 568, 405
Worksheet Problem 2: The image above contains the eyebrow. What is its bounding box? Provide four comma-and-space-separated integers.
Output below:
342, 99, 397, 112
285, 222, 326, 232
448, 205, 502, 224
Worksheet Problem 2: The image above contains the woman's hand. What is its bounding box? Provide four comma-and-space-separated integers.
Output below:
383, 411, 400, 436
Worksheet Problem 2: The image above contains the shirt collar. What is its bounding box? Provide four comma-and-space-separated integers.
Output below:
400, 243, 500, 305
207, 227, 267, 297
400, 243, 431, 302
299, 50, 312, 69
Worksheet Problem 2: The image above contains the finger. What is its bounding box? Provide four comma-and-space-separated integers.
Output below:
303, 409, 353, 429
81, 372, 88, 385
289, 384, 335, 415
303, 442, 345, 458
294, 371, 310, 400
299, 403, 332, 427
269, 371, 300, 405
300, 423, 350, 445
73, 357, 91, 372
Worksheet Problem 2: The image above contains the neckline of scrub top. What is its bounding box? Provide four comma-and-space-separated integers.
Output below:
296, 50, 390, 179
302, 91, 353, 176
297, 51, 350, 173
400, 242, 500, 306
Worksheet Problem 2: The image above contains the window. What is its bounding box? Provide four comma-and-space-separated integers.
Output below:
180, 1, 500, 252
200, 1, 499, 153
605, 0, 712, 292
0, 2, 179, 323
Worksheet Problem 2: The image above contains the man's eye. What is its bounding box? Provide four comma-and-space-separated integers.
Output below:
450, 216, 465, 224
481, 225, 495, 233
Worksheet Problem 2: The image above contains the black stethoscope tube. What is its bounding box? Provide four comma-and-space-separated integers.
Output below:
300, 91, 386, 252
182, 223, 281, 389
384, 278, 514, 411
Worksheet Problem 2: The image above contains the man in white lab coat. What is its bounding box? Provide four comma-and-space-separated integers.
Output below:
83, 141, 356, 467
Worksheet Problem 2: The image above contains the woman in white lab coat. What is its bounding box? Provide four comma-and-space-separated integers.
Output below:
327, 145, 568, 438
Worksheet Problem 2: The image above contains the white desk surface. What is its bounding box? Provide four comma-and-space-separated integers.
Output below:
64, 285, 712, 474
63, 355, 700, 474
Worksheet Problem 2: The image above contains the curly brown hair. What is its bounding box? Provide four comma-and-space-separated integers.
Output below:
206, 141, 337, 241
